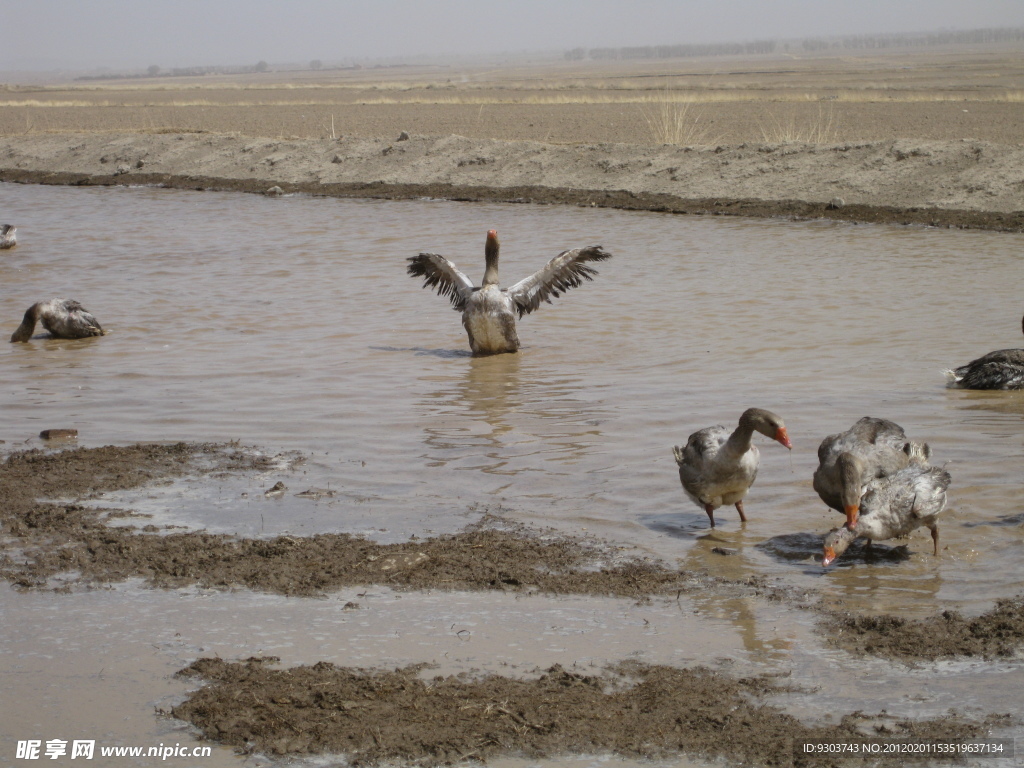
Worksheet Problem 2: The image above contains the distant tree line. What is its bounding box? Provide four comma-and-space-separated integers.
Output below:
565, 27, 1024, 61
76, 61, 270, 82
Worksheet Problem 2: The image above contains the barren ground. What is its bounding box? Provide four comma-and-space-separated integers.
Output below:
1, 46, 1022, 230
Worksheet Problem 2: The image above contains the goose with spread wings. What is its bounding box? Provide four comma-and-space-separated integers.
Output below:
407, 229, 612, 356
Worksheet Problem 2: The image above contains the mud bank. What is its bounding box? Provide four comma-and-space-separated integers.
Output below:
0, 443, 783, 601
4, 443, 1024, 666
1, 132, 1022, 231
171, 656, 995, 767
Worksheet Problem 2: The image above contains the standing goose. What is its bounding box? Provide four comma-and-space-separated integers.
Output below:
0, 225, 15, 249
945, 314, 1024, 390
822, 464, 950, 566
407, 229, 611, 356
812, 417, 928, 530
672, 408, 792, 528
10, 299, 105, 343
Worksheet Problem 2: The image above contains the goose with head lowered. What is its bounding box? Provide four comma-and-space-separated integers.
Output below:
945, 314, 1024, 390
672, 408, 792, 528
10, 298, 105, 343
812, 416, 930, 530
407, 229, 611, 356
822, 462, 950, 566
0, 225, 15, 249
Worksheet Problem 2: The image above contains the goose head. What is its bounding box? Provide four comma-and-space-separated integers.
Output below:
835, 452, 865, 529
822, 525, 857, 566
740, 408, 792, 449
482, 229, 500, 286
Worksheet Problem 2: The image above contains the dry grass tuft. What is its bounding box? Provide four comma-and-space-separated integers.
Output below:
639, 94, 715, 146
758, 102, 838, 144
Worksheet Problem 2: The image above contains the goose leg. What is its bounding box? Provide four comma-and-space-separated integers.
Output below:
930, 525, 939, 556
734, 501, 747, 523
704, 503, 716, 528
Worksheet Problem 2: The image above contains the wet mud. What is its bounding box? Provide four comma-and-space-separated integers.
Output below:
4, 442, 1024, 665
171, 656, 993, 767
2, 168, 1022, 233
0, 442, 779, 600
4, 443, 1023, 765
826, 598, 1024, 662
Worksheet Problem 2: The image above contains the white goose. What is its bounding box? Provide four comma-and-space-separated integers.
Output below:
673, 408, 792, 528
407, 229, 611, 356
822, 464, 950, 566
0, 225, 15, 249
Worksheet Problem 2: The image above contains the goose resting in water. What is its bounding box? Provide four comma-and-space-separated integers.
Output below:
0, 225, 15, 249
812, 416, 929, 530
407, 229, 611, 356
672, 408, 792, 528
10, 299, 105, 343
944, 314, 1024, 390
822, 464, 950, 566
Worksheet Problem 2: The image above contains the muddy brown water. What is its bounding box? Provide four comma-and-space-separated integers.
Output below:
2, 182, 1023, 766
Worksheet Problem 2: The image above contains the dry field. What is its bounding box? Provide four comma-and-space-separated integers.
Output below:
1, 45, 1022, 145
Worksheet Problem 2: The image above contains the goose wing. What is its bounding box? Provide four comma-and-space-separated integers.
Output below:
506, 245, 611, 318
407, 253, 476, 312
674, 426, 727, 490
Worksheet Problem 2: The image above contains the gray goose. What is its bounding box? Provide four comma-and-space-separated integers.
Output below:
10, 299, 105, 343
673, 408, 792, 528
407, 229, 611, 356
822, 464, 950, 566
945, 314, 1024, 390
812, 416, 928, 530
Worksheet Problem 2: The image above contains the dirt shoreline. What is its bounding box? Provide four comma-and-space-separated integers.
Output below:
3, 442, 1024, 664
3, 442, 1021, 764
1, 132, 1022, 231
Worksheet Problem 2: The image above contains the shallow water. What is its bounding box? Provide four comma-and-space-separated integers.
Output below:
2, 182, 1023, 765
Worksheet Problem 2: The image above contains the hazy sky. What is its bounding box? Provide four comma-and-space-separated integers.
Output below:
2, 0, 1023, 71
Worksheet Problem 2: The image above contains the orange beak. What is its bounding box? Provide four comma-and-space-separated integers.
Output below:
844, 504, 859, 529
775, 427, 792, 450
486, 229, 498, 241
822, 546, 837, 567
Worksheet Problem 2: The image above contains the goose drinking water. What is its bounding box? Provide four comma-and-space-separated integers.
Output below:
10, 299, 105, 342
821, 463, 950, 566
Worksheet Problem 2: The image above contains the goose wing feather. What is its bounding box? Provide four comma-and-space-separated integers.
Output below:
506, 245, 611, 318
860, 466, 950, 536
674, 426, 731, 500
407, 253, 476, 312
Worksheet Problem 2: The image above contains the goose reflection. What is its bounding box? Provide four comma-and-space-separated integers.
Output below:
646, 514, 793, 659
757, 530, 944, 615
674, 528, 794, 660
948, 388, 1024, 419
419, 354, 605, 475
